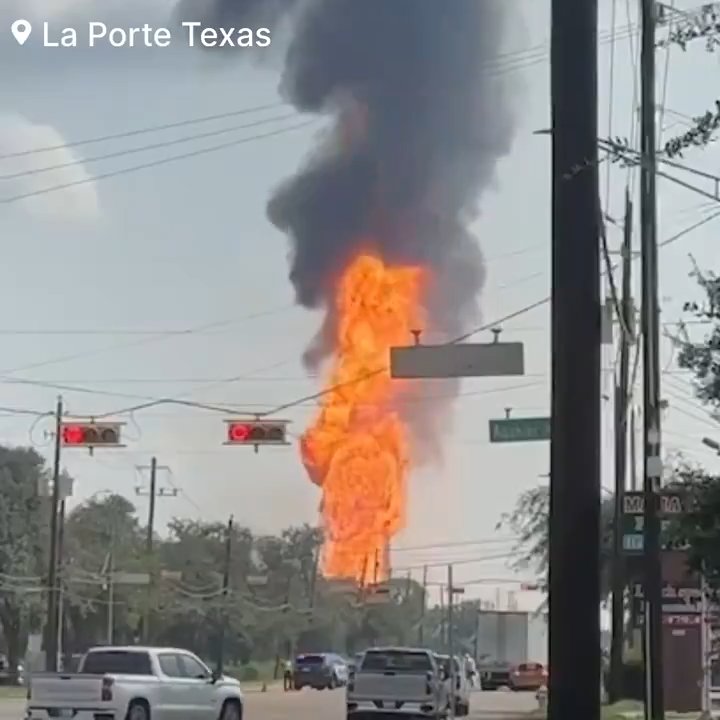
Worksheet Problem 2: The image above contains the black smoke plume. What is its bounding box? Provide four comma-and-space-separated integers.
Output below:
186, 0, 518, 462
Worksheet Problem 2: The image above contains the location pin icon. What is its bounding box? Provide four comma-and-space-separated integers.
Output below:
11, 19, 32, 46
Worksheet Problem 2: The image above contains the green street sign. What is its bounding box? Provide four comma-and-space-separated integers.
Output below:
488, 417, 551, 443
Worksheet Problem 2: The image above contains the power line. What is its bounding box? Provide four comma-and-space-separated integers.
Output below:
391, 538, 519, 553
0, 120, 316, 206
0, 112, 299, 181
0, 304, 292, 378
0, 102, 288, 160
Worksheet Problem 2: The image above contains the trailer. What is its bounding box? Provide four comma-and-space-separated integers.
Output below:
475, 610, 547, 690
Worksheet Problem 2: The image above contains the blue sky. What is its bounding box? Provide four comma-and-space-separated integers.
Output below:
1, 0, 720, 610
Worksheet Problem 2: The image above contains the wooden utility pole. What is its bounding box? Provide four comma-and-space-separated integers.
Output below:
548, 0, 601, 716
135, 458, 175, 642
216, 515, 233, 676
609, 192, 634, 702
639, 0, 665, 714
418, 565, 428, 645
45, 396, 63, 671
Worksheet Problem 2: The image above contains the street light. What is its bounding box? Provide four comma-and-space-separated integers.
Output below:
702, 437, 720, 454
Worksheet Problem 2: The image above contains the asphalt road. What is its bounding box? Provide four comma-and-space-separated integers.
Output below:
1, 687, 538, 720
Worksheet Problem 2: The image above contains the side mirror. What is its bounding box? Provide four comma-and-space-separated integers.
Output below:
210, 669, 221, 684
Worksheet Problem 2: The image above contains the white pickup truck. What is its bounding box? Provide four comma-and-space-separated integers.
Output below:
346, 646, 448, 719
26, 646, 244, 720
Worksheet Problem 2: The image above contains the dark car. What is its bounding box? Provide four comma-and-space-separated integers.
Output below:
293, 653, 349, 690
479, 660, 512, 690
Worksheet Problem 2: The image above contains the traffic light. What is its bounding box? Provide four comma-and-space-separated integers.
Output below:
60, 421, 124, 448
223, 419, 290, 446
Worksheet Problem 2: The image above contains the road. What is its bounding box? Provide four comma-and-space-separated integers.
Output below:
1, 687, 538, 720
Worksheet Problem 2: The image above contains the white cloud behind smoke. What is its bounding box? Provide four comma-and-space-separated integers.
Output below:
0, 114, 99, 220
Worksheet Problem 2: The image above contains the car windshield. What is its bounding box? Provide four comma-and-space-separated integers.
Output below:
518, 663, 543, 672
361, 650, 432, 673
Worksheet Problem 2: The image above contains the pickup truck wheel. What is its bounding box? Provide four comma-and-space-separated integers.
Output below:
219, 699, 242, 720
126, 700, 150, 720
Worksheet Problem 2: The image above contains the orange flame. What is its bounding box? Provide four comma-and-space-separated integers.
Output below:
301, 252, 425, 585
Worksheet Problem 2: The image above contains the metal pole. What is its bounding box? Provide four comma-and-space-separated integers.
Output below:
609, 192, 633, 702
702, 580, 709, 716
473, 606, 480, 664
418, 565, 428, 645
216, 515, 233, 676
549, 0, 601, 715
447, 565, 455, 720
631, 406, 639, 491
107, 548, 114, 644
56, 497, 66, 667
45, 396, 63, 671
639, 0, 664, 714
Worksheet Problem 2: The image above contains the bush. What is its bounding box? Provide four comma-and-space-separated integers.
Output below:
603, 661, 644, 702
238, 664, 260, 682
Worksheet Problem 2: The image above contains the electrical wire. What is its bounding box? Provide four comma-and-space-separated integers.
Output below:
0, 101, 288, 160
0, 120, 316, 206
0, 112, 300, 181
0, 303, 293, 378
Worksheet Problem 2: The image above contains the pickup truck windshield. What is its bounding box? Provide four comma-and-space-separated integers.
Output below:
361, 650, 432, 673
81, 650, 153, 675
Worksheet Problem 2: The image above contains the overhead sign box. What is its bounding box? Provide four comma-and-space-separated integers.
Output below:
390, 342, 524, 379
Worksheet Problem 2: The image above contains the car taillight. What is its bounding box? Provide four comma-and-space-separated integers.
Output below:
101, 677, 114, 701
425, 671, 433, 694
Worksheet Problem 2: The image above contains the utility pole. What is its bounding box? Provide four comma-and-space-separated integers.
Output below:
439, 585, 446, 648
146, 457, 157, 557
639, 0, 665, 715
447, 565, 455, 720
549, 0, 601, 717
609, 192, 634, 702
135, 458, 175, 642
418, 565, 428, 645
216, 515, 233, 676
56, 495, 67, 668
45, 396, 63, 671
107, 548, 115, 644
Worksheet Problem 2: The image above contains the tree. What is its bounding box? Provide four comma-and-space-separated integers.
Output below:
62, 494, 146, 655
497, 484, 615, 597
0, 446, 49, 677
676, 262, 720, 414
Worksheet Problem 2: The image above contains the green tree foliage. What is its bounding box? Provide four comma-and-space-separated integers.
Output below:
497, 484, 615, 597
660, 9, 720, 157
0, 450, 430, 673
676, 263, 720, 412
0, 446, 48, 677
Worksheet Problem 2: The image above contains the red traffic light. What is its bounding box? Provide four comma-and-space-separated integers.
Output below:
61, 422, 122, 447
224, 419, 290, 446
228, 423, 251, 443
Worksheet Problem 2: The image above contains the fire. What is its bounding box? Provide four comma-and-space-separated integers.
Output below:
301, 252, 426, 585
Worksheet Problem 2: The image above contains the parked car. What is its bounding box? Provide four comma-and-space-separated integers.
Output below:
478, 659, 512, 690
26, 646, 243, 720
434, 654, 471, 716
509, 662, 548, 691
293, 652, 348, 690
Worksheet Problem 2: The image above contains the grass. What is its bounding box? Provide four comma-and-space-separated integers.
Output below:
0, 685, 25, 699
528, 700, 703, 720
224, 659, 279, 685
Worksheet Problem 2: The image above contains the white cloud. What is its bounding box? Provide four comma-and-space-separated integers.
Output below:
0, 114, 100, 220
